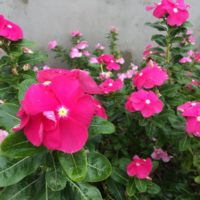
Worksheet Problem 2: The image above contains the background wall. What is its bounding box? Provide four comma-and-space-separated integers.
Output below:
0, 0, 199, 66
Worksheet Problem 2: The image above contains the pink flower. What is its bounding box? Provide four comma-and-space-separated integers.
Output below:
152, 0, 190, 26
98, 54, 120, 71
76, 41, 88, 50
13, 72, 100, 153
43, 65, 50, 70
178, 102, 200, 137
48, 40, 57, 49
93, 98, 108, 119
70, 48, 82, 58
127, 155, 152, 179
99, 78, 123, 94
194, 52, 200, 63
0, 15, 23, 41
83, 50, 91, 57
99, 72, 112, 80
151, 148, 172, 162
185, 80, 200, 90
133, 61, 168, 89
117, 73, 127, 82
89, 57, 98, 64
116, 58, 125, 64
71, 30, 82, 37
131, 63, 139, 71
187, 50, 194, 57
110, 26, 119, 33
187, 29, 193, 35
179, 57, 192, 64
37, 68, 102, 95
126, 69, 136, 79
143, 44, 153, 59
95, 43, 105, 50
188, 35, 195, 45
0, 129, 8, 143
125, 89, 164, 118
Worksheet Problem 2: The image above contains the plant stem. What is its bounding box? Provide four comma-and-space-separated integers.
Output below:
165, 28, 172, 65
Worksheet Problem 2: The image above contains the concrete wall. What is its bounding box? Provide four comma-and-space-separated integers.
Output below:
0, 0, 199, 65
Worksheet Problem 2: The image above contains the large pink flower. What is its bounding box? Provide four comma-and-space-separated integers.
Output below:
152, 0, 190, 26
133, 61, 168, 89
125, 89, 163, 118
98, 54, 120, 71
37, 68, 102, 95
99, 78, 123, 94
178, 102, 200, 137
127, 155, 152, 179
0, 15, 23, 41
13, 71, 106, 153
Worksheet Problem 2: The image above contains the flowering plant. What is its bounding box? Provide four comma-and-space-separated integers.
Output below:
1, 0, 200, 199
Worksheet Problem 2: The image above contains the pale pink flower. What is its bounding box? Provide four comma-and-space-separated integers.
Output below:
95, 43, 105, 50
76, 41, 88, 50
71, 30, 82, 37
187, 50, 194, 57
0, 129, 8, 143
43, 65, 50, 70
151, 148, 172, 162
116, 58, 125, 64
83, 50, 91, 57
188, 35, 195, 45
179, 57, 192, 64
48, 40, 57, 49
117, 73, 127, 82
70, 48, 82, 58
126, 69, 136, 79
187, 29, 193, 35
110, 26, 119, 33
99, 72, 112, 80
89, 57, 98, 64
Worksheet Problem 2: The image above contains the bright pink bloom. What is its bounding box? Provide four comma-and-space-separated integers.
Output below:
76, 41, 88, 50
37, 68, 102, 95
194, 52, 200, 63
14, 74, 99, 153
48, 40, 57, 49
98, 54, 120, 71
0, 129, 8, 143
125, 89, 163, 118
95, 43, 105, 50
151, 148, 172, 162
70, 48, 82, 58
179, 57, 192, 64
127, 155, 152, 179
93, 98, 107, 119
133, 61, 168, 89
178, 102, 200, 137
143, 44, 153, 59
89, 57, 98, 64
0, 15, 23, 41
99, 78, 123, 94
71, 30, 82, 37
152, 0, 190, 26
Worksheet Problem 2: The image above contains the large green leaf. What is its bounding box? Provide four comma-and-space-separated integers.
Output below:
111, 167, 128, 185
134, 178, 147, 193
57, 150, 87, 182
18, 78, 36, 101
65, 178, 102, 200
126, 179, 136, 197
0, 132, 46, 158
0, 103, 19, 130
0, 154, 44, 187
89, 117, 115, 136
85, 151, 112, 182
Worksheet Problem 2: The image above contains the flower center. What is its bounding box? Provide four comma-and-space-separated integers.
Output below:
108, 83, 113, 87
173, 8, 178, 13
7, 24, 12, 29
191, 102, 197, 106
197, 116, 200, 122
58, 106, 69, 118
136, 162, 140, 166
145, 99, 151, 104
43, 81, 51, 86
139, 72, 143, 76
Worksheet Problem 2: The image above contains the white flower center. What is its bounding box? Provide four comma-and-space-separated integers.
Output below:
145, 99, 151, 104
139, 72, 143, 76
136, 162, 140, 166
43, 81, 51, 86
7, 24, 12, 29
173, 8, 178, 13
108, 83, 113, 87
58, 106, 69, 118
197, 116, 200, 122
97, 105, 102, 108
191, 102, 197, 106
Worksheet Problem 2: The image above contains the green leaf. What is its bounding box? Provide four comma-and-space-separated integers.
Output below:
145, 22, 167, 31
85, 151, 112, 182
179, 136, 190, 152
151, 34, 167, 47
46, 166, 66, 191
18, 79, 36, 101
126, 179, 136, 197
19, 51, 48, 65
0, 132, 46, 158
147, 182, 161, 194
194, 176, 200, 184
111, 167, 128, 185
0, 103, 19, 130
134, 178, 147, 193
66, 178, 102, 200
57, 149, 87, 182
89, 117, 115, 136
0, 154, 44, 187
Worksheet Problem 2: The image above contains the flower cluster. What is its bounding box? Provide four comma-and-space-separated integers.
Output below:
178, 102, 200, 137
13, 68, 107, 153
0, 15, 23, 41
126, 60, 167, 118
127, 155, 152, 179
147, 0, 190, 26
151, 148, 172, 162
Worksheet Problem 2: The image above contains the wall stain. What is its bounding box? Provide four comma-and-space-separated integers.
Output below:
21, 0, 29, 4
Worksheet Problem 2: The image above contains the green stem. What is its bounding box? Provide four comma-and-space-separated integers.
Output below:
165, 28, 172, 65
